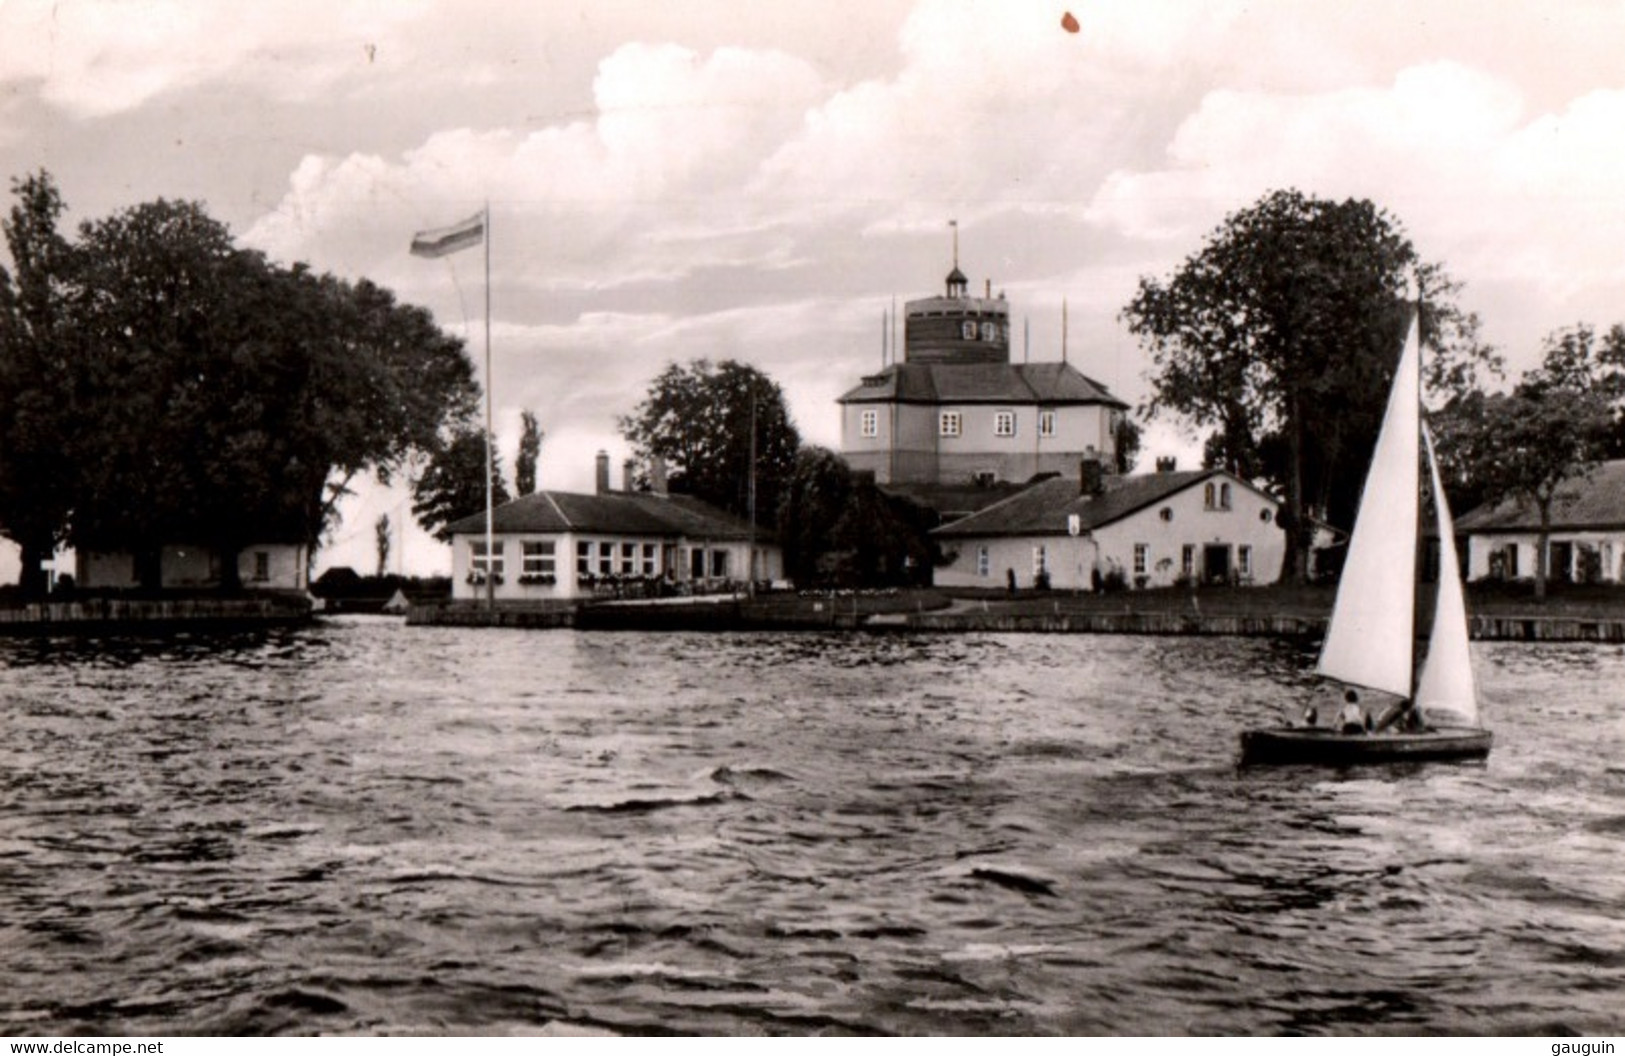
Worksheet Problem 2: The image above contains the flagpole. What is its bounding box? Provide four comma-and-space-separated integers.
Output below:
483, 200, 494, 612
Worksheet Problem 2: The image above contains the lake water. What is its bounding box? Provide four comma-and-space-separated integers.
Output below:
1, 619, 1622, 1036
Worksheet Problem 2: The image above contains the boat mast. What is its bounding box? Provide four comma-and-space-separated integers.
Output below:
1410, 273, 1425, 702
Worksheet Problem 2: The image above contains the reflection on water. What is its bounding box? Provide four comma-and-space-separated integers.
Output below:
2, 621, 1623, 1035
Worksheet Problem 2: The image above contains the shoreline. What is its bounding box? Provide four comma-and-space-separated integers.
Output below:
406, 595, 1625, 642
3, 589, 1620, 643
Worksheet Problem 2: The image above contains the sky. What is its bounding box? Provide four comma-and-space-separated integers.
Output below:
3, 0, 1624, 578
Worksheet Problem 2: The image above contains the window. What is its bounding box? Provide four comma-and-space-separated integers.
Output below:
642, 543, 658, 576
976, 545, 990, 577
981, 321, 997, 341
1039, 411, 1056, 438
522, 541, 556, 576
620, 542, 636, 574
471, 539, 504, 576
1182, 545, 1195, 577
1032, 545, 1047, 577
1505, 544, 1520, 578
690, 548, 705, 578
252, 551, 270, 582
1238, 545, 1253, 579
1204, 482, 1216, 509
710, 550, 730, 578
598, 542, 613, 576
961, 321, 977, 339
577, 540, 592, 574
940, 411, 962, 437
860, 409, 878, 438
1133, 544, 1148, 576
1219, 483, 1232, 510
994, 411, 1016, 437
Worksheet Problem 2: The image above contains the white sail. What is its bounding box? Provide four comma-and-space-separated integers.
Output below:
1415, 423, 1480, 725
1316, 314, 1421, 697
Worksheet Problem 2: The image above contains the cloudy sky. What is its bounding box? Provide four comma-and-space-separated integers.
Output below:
3, 0, 1623, 576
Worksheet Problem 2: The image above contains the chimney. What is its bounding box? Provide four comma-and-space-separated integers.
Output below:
1156, 456, 1177, 473
650, 454, 668, 496
1080, 457, 1105, 498
985, 278, 991, 298
623, 458, 636, 493
595, 450, 610, 495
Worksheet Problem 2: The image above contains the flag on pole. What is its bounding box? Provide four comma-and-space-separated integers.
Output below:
410, 212, 485, 258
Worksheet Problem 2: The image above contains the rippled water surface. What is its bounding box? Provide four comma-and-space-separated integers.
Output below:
2, 620, 1623, 1035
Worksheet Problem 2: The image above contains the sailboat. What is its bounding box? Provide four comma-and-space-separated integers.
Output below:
1239, 310, 1492, 766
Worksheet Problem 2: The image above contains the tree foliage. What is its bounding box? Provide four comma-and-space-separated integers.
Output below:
618, 359, 800, 526
1444, 324, 1623, 598
514, 409, 543, 496
411, 428, 511, 541
1112, 414, 1142, 475
1121, 188, 1500, 582
775, 446, 854, 585
0, 171, 482, 592
0, 173, 77, 594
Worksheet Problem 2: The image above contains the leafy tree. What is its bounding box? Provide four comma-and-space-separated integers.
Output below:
1451, 324, 1620, 598
412, 428, 511, 541
830, 475, 935, 587
1122, 189, 1499, 582
1112, 414, 1142, 475
776, 446, 855, 585
0, 174, 482, 590
619, 359, 800, 525
0, 172, 77, 595
514, 409, 542, 496
375, 514, 391, 577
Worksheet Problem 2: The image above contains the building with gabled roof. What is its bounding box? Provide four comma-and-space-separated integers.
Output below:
839, 263, 1129, 490
932, 462, 1284, 590
444, 453, 782, 602
1456, 458, 1625, 583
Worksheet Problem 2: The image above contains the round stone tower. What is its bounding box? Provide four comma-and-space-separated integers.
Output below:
902, 266, 1010, 365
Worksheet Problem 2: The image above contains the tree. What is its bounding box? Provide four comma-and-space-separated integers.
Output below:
1122, 189, 1500, 583
514, 410, 542, 496
1453, 325, 1620, 598
375, 514, 391, 577
829, 476, 935, 587
0, 172, 77, 595
1112, 414, 1142, 475
776, 446, 855, 585
411, 428, 511, 541
0, 175, 483, 590
618, 359, 800, 525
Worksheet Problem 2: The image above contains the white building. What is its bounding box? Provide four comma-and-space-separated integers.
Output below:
933, 464, 1286, 590
445, 456, 782, 602
77, 542, 310, 591
1456, 459, 1625, 583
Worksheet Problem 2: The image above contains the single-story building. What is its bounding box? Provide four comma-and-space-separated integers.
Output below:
1456, 459, 1625, 583
446, 455, 783, 602
77, 542, 311, 591
932, 462, 1285, 590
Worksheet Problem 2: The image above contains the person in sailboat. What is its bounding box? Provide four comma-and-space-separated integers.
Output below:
1335, 689, 1367, 735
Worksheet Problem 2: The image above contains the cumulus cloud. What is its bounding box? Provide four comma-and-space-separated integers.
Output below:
1085, 59, 1625, 360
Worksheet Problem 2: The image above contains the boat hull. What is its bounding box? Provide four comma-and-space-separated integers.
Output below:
1238, 725, 1492, 767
